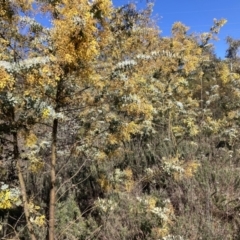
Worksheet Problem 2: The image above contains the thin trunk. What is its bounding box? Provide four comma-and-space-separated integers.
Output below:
13, 132, 37, 240
11, 41, 36, 239
48, 78, 63, 240
48, 118, 58, 240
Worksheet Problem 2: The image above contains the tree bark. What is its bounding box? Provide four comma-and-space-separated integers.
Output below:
48, 118, 58, 240
13, 132, 37, 240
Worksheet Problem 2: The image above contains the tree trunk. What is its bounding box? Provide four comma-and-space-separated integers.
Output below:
13, 132, 37, 240
48, 118, 58, 240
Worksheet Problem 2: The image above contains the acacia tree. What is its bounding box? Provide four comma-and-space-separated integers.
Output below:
0, 0, 113, 238
1, 0, 239, 239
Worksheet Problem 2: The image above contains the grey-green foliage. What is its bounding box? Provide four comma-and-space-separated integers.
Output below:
55, 195, 98, 240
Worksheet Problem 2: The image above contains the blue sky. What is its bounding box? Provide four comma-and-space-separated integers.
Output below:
112, 0, 240, 58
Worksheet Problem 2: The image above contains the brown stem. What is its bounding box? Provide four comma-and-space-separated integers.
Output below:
13, 132, 37, 240
48, 77, 64, 240
48, 118, 58, 240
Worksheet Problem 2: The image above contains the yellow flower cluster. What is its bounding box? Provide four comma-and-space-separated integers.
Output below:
183, 117, 199, 136
28, 200, 46, 226
0, 189, 21, 209
0, 68, 14, 90
174, 160, 200, 180
120, 121, 140, 141
0, 190, 13, 209
32, 215, 46, 227
29, 157, 45, 173
25, 132, 37, 147
98, 168, 135, 193
16, 0, 33, 11
42, 108, 50, 119
184, 161, 200, 178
